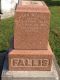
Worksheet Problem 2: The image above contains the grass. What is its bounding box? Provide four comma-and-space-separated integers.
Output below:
49, 6, 60, 65
0, 5, 60, 66
0, 17, 14, 51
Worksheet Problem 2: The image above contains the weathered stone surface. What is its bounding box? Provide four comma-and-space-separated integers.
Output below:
8, 44, 52, 71
14, 1, 50, 50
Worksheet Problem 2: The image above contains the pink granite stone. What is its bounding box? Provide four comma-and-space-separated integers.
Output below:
8, 1, 52, 71
14, 1, 50, 50
8, 44, 53, 71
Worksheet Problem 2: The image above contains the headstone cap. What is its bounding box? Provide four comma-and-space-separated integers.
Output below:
16, 1, 50, 13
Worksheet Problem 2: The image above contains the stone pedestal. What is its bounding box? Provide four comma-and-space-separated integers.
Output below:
2, 60, 59, 80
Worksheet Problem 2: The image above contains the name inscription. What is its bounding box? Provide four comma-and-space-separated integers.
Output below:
11, 58, 49, 67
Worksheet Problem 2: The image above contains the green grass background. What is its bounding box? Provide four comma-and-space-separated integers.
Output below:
0, 0, 60, 66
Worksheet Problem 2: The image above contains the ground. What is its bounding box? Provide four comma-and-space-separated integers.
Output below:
0, 0, 60, 66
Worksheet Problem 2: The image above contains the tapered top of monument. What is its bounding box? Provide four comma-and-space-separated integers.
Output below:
16, 1, 50, 12
21, 1, 44, 6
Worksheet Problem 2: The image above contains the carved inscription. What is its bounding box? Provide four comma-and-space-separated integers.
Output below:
11, 58, 49, 67
14, 1, 50, 50
16, 13, 49, 32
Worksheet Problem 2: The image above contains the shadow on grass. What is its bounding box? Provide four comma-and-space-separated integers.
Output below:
47, 1, 60, 6
40, 0, 60, 6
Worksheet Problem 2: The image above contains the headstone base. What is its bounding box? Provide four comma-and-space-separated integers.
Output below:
2, 61, 59, 80
8, 44, 52, 71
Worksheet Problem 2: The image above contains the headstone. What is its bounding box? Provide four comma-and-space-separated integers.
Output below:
1, 1, 60, 80
1, 0, 18, 19
1, 0, 18, 12
8, 1, 53, 71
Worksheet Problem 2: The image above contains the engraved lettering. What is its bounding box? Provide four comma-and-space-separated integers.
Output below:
11, 58, 49, 67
